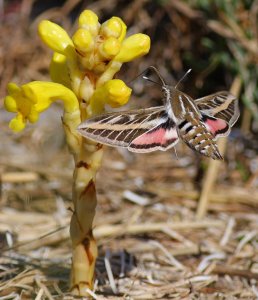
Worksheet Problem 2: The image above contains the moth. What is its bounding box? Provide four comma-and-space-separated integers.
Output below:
78, 67, 239, 160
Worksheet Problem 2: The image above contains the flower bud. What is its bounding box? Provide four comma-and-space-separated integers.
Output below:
38, 20, 74, 56
99, 37, 121, 59
78, 10, 100, 36
100, 17, 126, 41
115, 34, 150, 62
91, 79, 131, 113
72, 29, 94, 54
104, 79, 132, 107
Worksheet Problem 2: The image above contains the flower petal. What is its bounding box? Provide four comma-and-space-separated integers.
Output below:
4, 95, 17, 112
23, 81, 79, 113
28, 107, 39, 123
38, 20, 75, 57
114, 33, 151, 62
9, 114, 26, 132
7, 82, 20, 95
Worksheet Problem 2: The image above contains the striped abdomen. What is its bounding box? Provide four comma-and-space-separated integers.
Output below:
178, 113, 223, 160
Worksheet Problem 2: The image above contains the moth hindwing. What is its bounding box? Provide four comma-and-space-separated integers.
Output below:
78, 67, 239, 160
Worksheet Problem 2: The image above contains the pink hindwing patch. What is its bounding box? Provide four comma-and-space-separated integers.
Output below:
203, 116, 229, 138
129, 125, 178, 152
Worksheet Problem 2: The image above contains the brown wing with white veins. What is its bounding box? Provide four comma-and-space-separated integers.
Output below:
195, 91, 239, 126
78, 106, 179, 153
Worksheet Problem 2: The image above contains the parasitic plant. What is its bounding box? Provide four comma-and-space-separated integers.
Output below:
4, 10, 150, 296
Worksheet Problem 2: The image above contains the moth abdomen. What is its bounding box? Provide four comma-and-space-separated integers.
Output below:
178, 116, 223, 160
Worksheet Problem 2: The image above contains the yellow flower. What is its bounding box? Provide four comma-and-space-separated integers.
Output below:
38, 20, 75, 58
115, 34, 151, 62
89, 80, 132, 115
4, 81, 79, 132
38, 10, 150, 88
5, 9, 151, 133
96, 33, 151, 86
78, 10, 100, 36
72, 29, 94, 55
99, 37, 121, 59
100, 17, 127, 41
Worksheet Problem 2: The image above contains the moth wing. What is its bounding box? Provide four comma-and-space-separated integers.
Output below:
201, 114, 230, 140
195, 91, 239, 126
128, 117, 179, 153
195, 91, 239, 140
78, 106, 179, 152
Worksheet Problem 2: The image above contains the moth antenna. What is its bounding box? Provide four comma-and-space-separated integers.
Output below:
175, 69, 192, 89
129, 66, 166, 86
147, 66, 166, 86
142, 75, 162, 87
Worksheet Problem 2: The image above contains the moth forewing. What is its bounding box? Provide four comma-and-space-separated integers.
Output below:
195, 91, 239, 126
78, 106, 180, 152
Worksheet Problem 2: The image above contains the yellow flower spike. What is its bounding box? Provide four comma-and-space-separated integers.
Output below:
78, 10, 100, 36
38, 20, 75, 58
4, 8, 152, 296
89, 79, 131, 115
72, 28, 94, 54
50, 52, 71, 88
100, 17, 126, 41
114, 33, 151, 62
99, 37, 121, 59
4, 81, 80, 132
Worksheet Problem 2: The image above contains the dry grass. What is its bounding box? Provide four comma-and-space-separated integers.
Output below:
1, 144, 257, 299
0, 0, 258, 299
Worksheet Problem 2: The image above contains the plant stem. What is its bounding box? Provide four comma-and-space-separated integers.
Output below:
69, 140, 103, 295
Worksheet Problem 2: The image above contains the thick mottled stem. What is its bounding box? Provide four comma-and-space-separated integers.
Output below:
62, 97, 103, 296
69, 138, 103, 296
